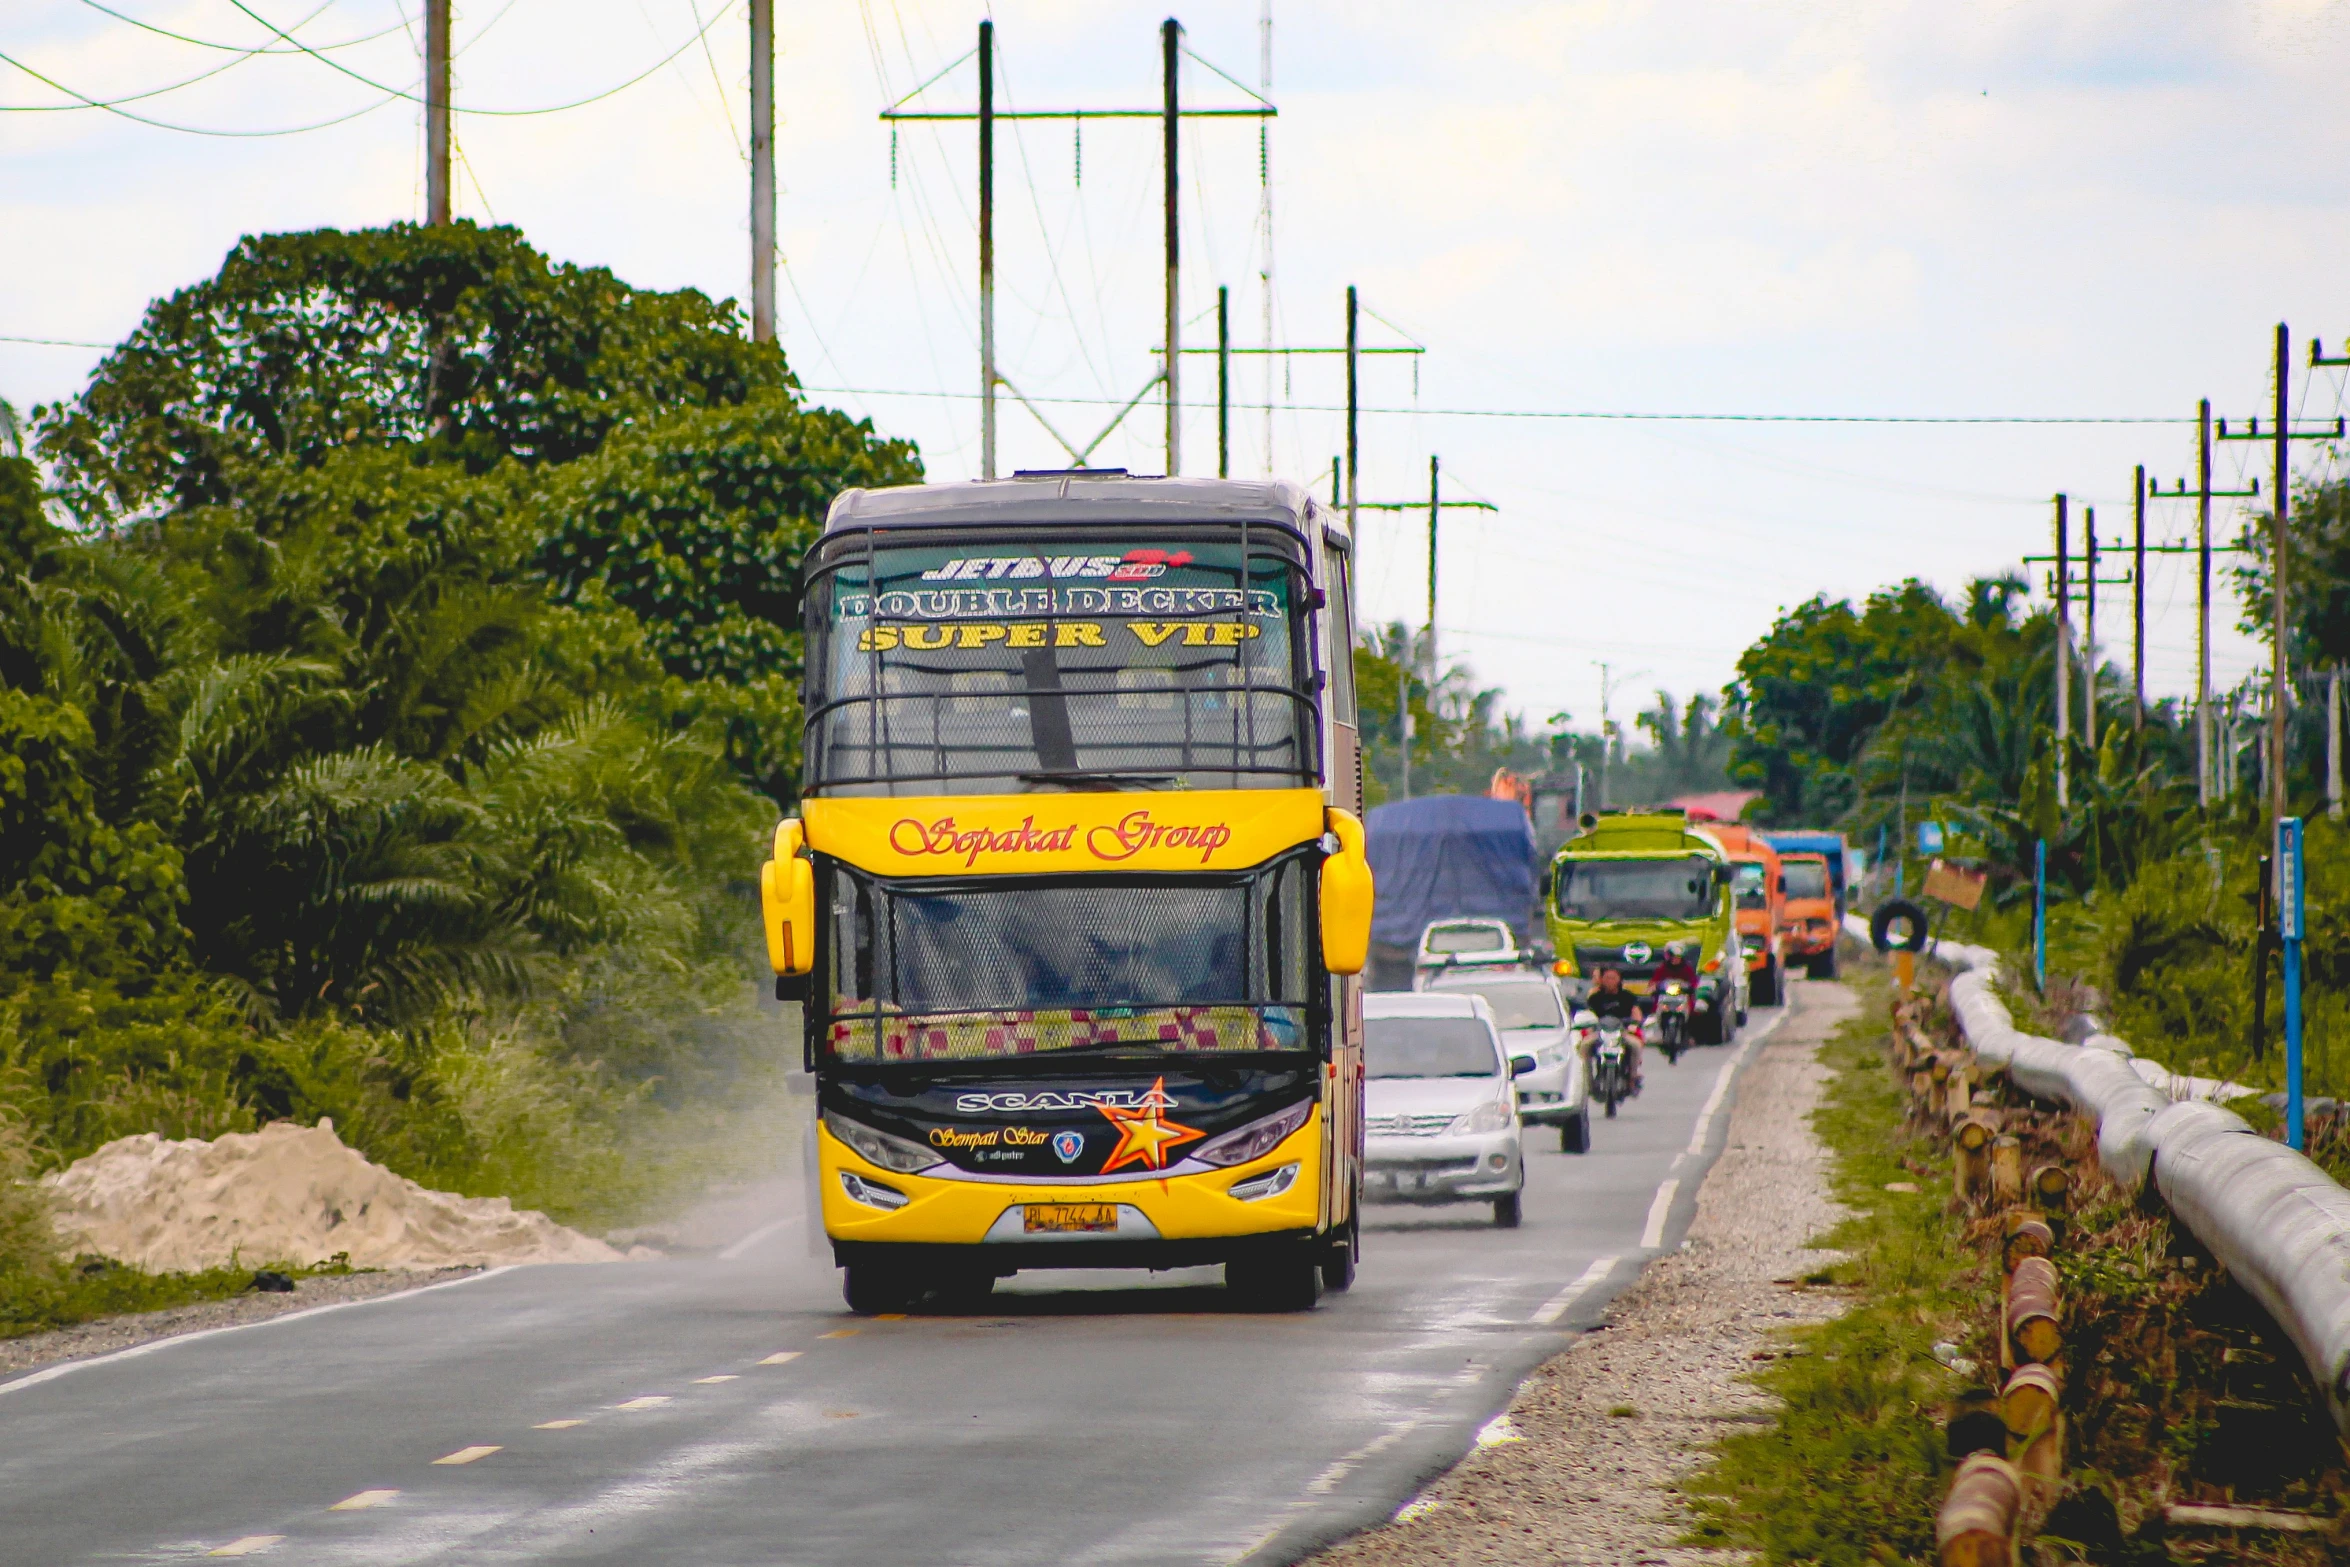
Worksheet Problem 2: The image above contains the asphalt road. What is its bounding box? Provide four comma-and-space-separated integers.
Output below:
0, 992, 1804, 1567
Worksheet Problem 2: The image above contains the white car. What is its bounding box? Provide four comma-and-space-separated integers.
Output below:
1423, 969, 1591, 1154
1362, 992, 1528, 1227
1413, 917, 1523, 982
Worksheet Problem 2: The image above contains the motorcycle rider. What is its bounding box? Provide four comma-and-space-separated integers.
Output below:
1580, 966, 1646, 1091
1647, 940, 1700, 1050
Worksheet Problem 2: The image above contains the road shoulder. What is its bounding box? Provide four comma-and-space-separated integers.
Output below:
1305, 979, 1857, 1566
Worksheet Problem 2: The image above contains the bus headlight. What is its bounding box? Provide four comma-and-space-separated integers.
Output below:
825, 1112, 944, 1174
1192, 1099, 1315, 1168
1448, 1099, 1515, 1136
839, 1170, 911, 1210
1228, 1163, 1301, 1202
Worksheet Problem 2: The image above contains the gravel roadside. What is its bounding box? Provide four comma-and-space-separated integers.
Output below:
0, 1267, 487, 1380
1308, 978, 1859, 1567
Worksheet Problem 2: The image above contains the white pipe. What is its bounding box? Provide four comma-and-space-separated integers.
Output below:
1928, 937, 2350, 1437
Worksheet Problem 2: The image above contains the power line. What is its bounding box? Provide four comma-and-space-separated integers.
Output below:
792, 383, 2190, 426
5, 0, 343, 111
75, 0, 414, 55
221, 0, 729, 116
0, 48, 403, 135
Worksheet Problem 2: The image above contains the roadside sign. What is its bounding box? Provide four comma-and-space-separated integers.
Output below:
1916, 821, 1944, 854
2278, 818, 2303, 939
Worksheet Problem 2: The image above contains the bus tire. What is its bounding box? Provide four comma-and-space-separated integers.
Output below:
1320, 1219, 1358, 1294
1229, 1246, 1322, 1312
842, 1262, 917, 1316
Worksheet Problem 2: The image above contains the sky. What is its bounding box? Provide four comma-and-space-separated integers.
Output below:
8, 0, 2350, 738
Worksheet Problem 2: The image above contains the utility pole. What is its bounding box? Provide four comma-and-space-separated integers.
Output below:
977, 20, 995, 476
2151, 403, 2260, 805
2084, 506, 2099, 751
1344, 285, 1358, 537
2133, 465, 2146, 729
880, 18, 1271, 480
2316, 338, 2350, 819
1215, 286, 1230, 477
2273, 321, 2288, 836
2212, 329, 2344, 836
749, 0, 775, 343
424, 0, 451, 223
1427, 455, 1440, 707
2055, 495, 2071, 807
1257, 0, 1275, 476
1162, 17, 1181, 476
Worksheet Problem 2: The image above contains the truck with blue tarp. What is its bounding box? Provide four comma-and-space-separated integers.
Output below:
1363, 795, 1538, 991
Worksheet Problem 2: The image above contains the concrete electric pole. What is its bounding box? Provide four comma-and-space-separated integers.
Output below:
425, 0, 451, 223
750, 0, 775, 343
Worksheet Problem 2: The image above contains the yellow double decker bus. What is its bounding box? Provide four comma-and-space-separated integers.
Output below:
762, 473, 1373, 1314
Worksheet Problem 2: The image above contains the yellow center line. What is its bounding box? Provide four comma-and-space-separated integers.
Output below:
328, 1489, 399, 1512
533, 1419, 586, 1429
818, 1329, 859, 1339
757, 1351, 802, 1365
874, 1313, 908, 1321
612, 1396, 671, 1410
207, 1538, 284, 1558
693, 1375, 739, 1384
432, 1445, 502, 1465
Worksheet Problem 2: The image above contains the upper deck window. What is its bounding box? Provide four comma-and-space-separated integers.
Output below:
804, 531, 1317, 795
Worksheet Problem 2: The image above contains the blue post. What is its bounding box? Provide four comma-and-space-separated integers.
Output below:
2280, 817, 2305, 1152
2033, 839, 2047, 991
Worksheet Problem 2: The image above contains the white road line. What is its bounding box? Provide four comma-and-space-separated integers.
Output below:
1530, 1254, 1619, 1325
431, 1445, 500, 1465
1684, 1007, 1787, 1155
206, 1538, 283, 1557
612, 1396, 671, 1410
1303, 1422, 1415, 1495
328, 1489, 399, 1512
1640, 1179, 1680, 1250
0, 1266, 519, 1399
715, 1215, 799, 1262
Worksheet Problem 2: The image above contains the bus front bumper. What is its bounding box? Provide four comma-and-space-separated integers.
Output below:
817, 1121, 1327, 1269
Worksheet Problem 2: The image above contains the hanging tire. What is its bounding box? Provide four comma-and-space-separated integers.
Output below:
1492, 1192, 1522, 1228
1561, 1113, 1589, 1154
1870, 899, 1931, 954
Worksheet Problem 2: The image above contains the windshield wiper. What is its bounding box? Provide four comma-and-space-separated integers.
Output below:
1018, 770, 1179, 791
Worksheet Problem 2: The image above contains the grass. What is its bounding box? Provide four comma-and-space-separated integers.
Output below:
0, 1254, 362, 1342
1677, 963, 1976, 1565
1678, 961, 2350, 1565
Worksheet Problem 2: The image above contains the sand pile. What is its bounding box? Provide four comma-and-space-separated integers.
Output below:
41, 1119, 623, 1272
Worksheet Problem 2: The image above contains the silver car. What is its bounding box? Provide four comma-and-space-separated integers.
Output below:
1362, 992, 1528, 1227
1425, 969, 1592, 1154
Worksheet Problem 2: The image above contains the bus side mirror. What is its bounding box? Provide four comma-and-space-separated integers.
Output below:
1320, 807, 1375, 975
1539, 863, 1555, 900
761, 819, 817, 978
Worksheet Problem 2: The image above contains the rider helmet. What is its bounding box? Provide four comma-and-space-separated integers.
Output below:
1664, 941, 1687, 960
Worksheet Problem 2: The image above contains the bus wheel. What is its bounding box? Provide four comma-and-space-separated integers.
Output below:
1320, 1219, 1358, 1294
842, 1263, 917, 1315
1229, 1247, 1322, 1312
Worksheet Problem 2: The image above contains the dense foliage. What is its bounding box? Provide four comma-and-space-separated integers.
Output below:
0, 223, 919, 1256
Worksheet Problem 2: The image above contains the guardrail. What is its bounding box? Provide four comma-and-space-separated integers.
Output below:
1849, 915, 2350, 1439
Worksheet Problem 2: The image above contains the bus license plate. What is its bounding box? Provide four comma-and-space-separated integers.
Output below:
1024, 1203, 1119, 1233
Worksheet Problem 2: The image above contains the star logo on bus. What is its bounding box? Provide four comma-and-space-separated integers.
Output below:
1095, 1077, 1204, 1173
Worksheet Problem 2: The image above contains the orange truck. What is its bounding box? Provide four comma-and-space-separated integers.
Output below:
1772, 851, 1842, 980
1695, 823, 1786, 1006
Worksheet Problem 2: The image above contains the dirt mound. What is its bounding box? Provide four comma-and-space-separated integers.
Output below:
42, 1119, 622, 1272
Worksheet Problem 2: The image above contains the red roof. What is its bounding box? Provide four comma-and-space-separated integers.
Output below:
1670, 790, 1762, 824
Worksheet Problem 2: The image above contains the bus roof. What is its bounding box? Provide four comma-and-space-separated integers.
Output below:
824, 475, 1333, 538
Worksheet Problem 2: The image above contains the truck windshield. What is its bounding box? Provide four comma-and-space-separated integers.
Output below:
1365, 1018, 1501, 1078
1783, 861, 1829, 899
825, 860, 1313, 1062
1732, 862, 1769, 910
804, 532, 1314, 795
1554, 857, 1716, 921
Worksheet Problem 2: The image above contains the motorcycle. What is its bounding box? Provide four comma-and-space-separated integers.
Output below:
1652, 979, 1692, 1064
1586, 1014, 1639, 1120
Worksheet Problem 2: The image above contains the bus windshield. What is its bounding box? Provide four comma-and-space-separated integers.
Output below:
824, 859, 1314, 1062
1783, 860, 1829, 899
805, 532, 1314, 795
1554, 857, 1717, 921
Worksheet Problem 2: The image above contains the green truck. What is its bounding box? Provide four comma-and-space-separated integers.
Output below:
1543, 810, 1748, 1045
